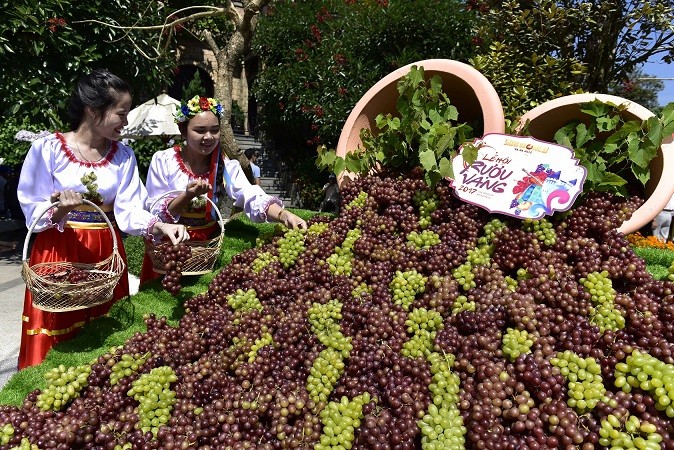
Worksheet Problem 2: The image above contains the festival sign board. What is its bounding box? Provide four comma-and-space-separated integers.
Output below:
450, 134, 587, 220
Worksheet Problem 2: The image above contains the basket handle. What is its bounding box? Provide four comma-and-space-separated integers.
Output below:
22, 199, 119, 264
148, 189, 226, 236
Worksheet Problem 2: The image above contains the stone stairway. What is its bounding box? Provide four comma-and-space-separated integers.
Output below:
233, 133, 294, 207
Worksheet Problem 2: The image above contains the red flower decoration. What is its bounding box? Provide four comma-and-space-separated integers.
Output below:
333, 53, 346, 65
199, 97, 210, 111
310, 24, 322, 42
47, 17, 67, 33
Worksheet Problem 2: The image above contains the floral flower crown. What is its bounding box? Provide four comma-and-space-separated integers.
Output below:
174, 95, 224, 123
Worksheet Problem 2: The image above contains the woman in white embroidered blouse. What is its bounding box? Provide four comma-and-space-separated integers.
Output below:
17, 69, 189, 369
140, 95, 307, 285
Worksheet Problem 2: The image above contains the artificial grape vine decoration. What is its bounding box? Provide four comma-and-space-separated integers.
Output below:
316, 65, 478, 188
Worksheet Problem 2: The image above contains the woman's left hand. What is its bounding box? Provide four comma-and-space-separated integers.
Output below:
278, 210, 307, 230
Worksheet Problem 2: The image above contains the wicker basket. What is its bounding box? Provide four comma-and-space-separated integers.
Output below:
21, 200, 126, 312
145, 191, 225, 275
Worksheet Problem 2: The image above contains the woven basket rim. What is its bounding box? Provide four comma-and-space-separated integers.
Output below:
145, 231, 223, 275
146, 190, 226, 275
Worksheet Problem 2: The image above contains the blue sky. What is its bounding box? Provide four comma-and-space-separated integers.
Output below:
642, 58, 673, 107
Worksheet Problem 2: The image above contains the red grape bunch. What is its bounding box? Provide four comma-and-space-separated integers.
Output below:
45, 268, 90, 284
160, 243, 192, 295
66, 268, 89, 283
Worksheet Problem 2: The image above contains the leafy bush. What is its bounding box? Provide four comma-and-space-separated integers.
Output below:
123, 235, 145, 277
550, 101, 674, 196
0, 117, 57, 167
470, 43, 586, 125
317, 66, 478, 187
126, 139, 175, 182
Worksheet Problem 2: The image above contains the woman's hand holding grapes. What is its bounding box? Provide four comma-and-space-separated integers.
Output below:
153, 222, 190, 245
50, 189, 84, 223
185, 179, 211, 199
278, 209, 307, 230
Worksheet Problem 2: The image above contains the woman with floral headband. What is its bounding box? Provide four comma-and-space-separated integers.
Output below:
139, 95, 307, 284
17, 69, 189, 369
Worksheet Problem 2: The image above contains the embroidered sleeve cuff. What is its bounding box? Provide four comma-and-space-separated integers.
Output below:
145, 216, 162, 243
160, 196, 179, 223
262, 197, 284, 223
46, 206, 66, 232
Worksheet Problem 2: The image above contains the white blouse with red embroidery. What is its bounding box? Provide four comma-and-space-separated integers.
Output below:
145, 146, 282, 224
17, 132, 158, 235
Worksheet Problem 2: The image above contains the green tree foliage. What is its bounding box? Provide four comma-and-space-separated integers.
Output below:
469, 1, 589, 122
0, 0, 176, 129
469, 0, 674, 121
0, 118, 42, 168
608, 67, 665, 112
253, 0, 476, 205
183, 70, 206, 100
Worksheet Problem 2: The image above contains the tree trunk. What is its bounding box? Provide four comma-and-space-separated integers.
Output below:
583, 1, 626, 92
207, 0, 272, 184
174, 1, 276, 183
215, 35, 248, 173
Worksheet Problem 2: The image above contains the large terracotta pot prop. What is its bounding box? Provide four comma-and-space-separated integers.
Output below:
335, 59, 505, 186
517, 93, 674, 235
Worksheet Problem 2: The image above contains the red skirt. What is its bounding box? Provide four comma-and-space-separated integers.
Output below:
139, 220, 219, 285
19, 223, 129, 369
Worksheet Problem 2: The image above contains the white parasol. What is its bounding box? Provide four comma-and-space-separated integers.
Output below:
121, 93, 182, 139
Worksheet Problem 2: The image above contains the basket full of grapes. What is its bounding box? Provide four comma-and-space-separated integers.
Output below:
21, 199, 126, 312
145, 191, 225, 276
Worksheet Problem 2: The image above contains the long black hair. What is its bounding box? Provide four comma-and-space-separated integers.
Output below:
67, 69, 131, 131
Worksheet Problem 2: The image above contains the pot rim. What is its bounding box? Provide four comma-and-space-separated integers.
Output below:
518, 93, 674, 235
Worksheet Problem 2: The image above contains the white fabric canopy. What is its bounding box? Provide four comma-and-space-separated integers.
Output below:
121, 93, 181, 139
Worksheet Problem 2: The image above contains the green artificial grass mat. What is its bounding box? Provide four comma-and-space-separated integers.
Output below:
0, 209, 320, 406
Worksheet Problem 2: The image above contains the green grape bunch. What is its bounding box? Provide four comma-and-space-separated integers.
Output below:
127, 366, 178, 437
502, 328, 535, 362
227, 288, 263, 312
277, 228, 307, 269
420, 352, 465, 449
315, 392, 373, 450
110, 352, 152, 386
36, 363, 92, 411
80, 171, 103, 204
551, 350, 606, 413
390, 269, 428, 310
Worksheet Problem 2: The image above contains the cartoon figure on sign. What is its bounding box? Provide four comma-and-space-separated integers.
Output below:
510, 164, 577, 218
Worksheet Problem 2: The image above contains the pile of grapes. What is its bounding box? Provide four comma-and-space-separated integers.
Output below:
3, 169, 674, 450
